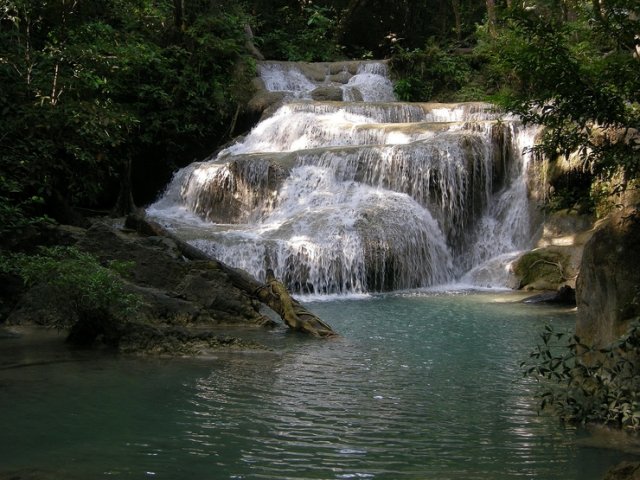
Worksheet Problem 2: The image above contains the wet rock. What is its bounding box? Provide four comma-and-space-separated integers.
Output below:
183, 156, 289, 224
117, 323, 271, 356
343, 87, 364, 102
310, 86, 344, 101
522, 285, 576, 305
513, 209, 595, 292
328, 70, 352, 84
247, 90, 286, 119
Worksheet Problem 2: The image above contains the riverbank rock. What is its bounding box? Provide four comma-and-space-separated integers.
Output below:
512, 209, 595, 294
116, 324, 270, 356
522, 285, 576, 305
604, 462, 640, 480
2, 220, 277, 354
77, 222, 270, 326
576, 205, 640, 348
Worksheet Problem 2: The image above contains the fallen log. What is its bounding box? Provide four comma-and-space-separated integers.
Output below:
254, 270, 336, 337
125, 214, 336, 337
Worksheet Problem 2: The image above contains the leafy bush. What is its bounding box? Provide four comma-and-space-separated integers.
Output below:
390, 42, 475, 101
393, 76, 433, 103
0, 0, 258, 222
523, 322, 640, 430
0, 246, 140, 345
479, 4, 640, 189
258, 5, 342, 61
0, 176, 50, 242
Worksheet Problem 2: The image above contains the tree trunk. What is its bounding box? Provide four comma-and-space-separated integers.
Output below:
244, 24, 264, 60
451, 0, 462, 41
173, 0, 186, 31
254, 270, 336, 337
112, 156, 137, 217
486, 0, 497, 37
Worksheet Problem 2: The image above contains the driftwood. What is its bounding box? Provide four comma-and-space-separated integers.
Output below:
125, 214, 336, 337
254, 270, 336, 337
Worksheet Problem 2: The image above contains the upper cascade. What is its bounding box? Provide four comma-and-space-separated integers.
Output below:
148, 61, 540, 295
257, 60, 396, 102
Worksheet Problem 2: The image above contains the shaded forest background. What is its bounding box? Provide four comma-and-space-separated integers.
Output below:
0, 0, 638, 240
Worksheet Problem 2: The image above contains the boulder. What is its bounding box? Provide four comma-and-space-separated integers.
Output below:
576, 206, 640, 347
247, 90, 286, 119
310, 86, 344, 101
184, 156, 290, 224
522, 285, 576, 305
512, 248, 573, 291
512, 209, 595, 291
4, 221, 276, 353
328, 70, 352, 84
76, 222, 269, 327
604, 462, 640, 480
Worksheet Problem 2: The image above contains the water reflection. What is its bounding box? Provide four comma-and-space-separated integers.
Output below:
0, 293, 633, 479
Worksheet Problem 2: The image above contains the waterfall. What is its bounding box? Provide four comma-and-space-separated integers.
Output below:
148, 61, 539, 294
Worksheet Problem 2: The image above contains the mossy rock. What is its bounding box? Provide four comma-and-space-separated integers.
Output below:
513, 249, 569, 290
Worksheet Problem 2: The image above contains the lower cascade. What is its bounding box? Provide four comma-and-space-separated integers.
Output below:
148, 61, 540, 294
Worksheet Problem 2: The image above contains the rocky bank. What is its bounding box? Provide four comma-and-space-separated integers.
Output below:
1, 218, 280, 354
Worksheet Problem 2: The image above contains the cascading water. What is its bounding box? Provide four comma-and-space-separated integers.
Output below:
148, 61, 539, 294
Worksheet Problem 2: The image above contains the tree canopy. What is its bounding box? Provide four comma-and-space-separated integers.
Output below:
481, 0, 639, 210
0, 0, 255, 234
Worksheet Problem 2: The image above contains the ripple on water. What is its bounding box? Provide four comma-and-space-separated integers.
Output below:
0, 293, 631, 479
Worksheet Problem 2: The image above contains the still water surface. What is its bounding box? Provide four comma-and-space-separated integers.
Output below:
0, 292, 633, 479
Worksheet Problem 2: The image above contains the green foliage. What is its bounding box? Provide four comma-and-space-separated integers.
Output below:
523, 322, 640, 430
0, 0, 257, 226
0, 175, 50, 238
393, 76, 433, 103
544, 168, 596, 214
258, 4, 343, 61
390, 42, 476, 102
0, 246, 140, 333
480, 3, 640, 193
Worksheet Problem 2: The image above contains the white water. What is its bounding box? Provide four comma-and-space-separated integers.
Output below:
257, 61, 396, 102
148, 61, 539, 294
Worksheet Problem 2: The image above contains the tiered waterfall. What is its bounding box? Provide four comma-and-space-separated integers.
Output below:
148, 61, 539, 294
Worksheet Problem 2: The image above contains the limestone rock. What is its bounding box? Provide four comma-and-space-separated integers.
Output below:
512, 209, 595, 291
576, 206, 640, 348
310, 86, 344, 101
512, 248, 573, 291
522, 285, 576, 305
3, 221, 275, 353
328, 70, 352, 84
247, 90, 286, 119
77, 222, 268, 327
604, 462, 640, 480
